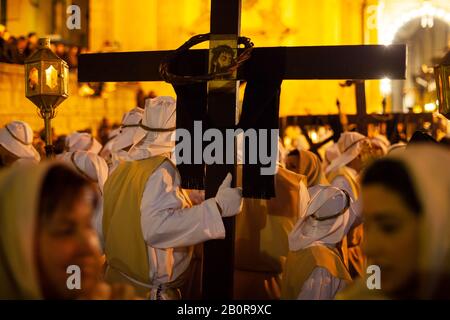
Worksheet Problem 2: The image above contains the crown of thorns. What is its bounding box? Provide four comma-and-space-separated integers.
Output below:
159, 33, 254, 85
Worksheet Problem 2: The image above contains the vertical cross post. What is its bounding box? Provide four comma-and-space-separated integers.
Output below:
355, 81, 368, 135
202, 0, 241, 299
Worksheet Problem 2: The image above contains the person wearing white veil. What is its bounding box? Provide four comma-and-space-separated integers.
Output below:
0, 121, 40, 167
371, 134, 390, 156
338, 144, 450, 299
0, 162, 138, 300
281, 186, 359, 300
101, 96, 243, 299
323, 143, 340, 173
325, 132, 374, 278
65, 132, 103, 155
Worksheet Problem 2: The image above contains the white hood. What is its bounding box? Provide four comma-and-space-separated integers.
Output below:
128, 96, 176, 160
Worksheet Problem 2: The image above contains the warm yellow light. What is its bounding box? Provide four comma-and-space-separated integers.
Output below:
45, 65, 58, 90
413, 105, 423, 114
78, 83, 95, 97
310, 131, 319, 143
380, 77, 391, 96
424, 102, 437, 112
283, 136, 292, 150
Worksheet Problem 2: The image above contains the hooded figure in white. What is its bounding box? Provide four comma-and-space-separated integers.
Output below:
370, 134, 390, 156
282, 186, 360, 300
65, 132, 103, 155
325, 132, 369, 201
59, 150, 109, 192
325, 132, 370, 278
100, 96, 243, 299
99, 127, 121, 166
108, 107, 144, 172
323, 143, 340, 173
0, 121, 40, 167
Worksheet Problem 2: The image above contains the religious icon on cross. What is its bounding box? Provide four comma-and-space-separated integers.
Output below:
210, 45, 236, 77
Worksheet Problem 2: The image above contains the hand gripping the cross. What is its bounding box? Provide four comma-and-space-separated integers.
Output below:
215, 173, 243, 217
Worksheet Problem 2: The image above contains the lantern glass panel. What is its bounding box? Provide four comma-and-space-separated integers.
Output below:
42, 62, 60, 94
63, 65, 69, 95
28, 67, 39, 92
45, 65, 59, 90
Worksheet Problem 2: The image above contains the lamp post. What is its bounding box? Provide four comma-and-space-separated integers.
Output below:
24, 38, 69, 158
434, 51, 450, 120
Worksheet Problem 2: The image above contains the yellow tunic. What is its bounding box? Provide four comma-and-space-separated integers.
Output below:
102, 156, 167, 297
281, 245, 352, 300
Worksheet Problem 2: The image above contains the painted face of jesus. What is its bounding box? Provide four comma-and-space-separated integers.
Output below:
217, 52, 233, 69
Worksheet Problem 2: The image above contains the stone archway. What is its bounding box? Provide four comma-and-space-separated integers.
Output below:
391, 18, 449, 112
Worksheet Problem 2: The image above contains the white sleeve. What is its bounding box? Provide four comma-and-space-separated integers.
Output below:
140, 161, 226, 249
93, 199, 105, 254
297, 267, 347, 300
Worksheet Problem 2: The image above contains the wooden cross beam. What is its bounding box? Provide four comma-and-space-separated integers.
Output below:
78, 0, 406, 299
78, 45, 406, 82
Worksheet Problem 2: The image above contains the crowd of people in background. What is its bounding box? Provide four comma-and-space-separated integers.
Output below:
0, 24, 83, 68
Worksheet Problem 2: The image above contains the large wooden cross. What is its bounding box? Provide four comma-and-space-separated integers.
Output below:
78, 0, 406, 299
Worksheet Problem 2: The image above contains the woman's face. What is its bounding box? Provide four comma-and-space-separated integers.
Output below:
362, 184, 420, 297
36, 187, 102, 299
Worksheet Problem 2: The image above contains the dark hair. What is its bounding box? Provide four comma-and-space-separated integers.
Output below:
439, 136, 450, 149
287, 149, 300, 157
408, 131, 437, 147
38, 165, 98, 221
362, 159, 422, 215
53, 135, 67, 155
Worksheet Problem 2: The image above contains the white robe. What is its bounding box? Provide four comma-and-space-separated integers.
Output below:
294, 186, 362, 300
97, 157, 225, 289
140, 160, 225, 285
297, 266, 347, 300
